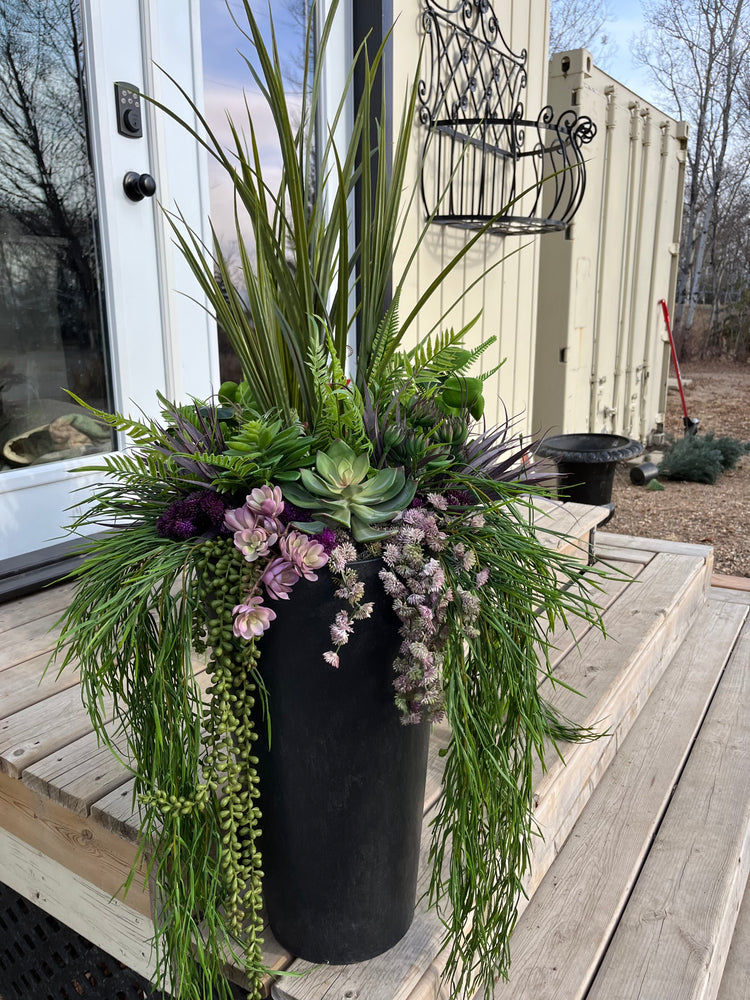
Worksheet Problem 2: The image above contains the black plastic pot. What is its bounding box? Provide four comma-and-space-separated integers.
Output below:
255, 558, 430, 964
537, 433, 643, 515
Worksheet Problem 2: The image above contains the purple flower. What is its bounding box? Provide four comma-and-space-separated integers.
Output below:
157, 489, 229, 541
278, 501, 313, 526
280, 531, 329, 581
314, 528, 338, 554
262, 557, 300, 600
232, 597, 277, 639
323, 650, 340, 668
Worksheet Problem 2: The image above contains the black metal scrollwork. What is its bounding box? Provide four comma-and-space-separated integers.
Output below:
418, 0, 596, 235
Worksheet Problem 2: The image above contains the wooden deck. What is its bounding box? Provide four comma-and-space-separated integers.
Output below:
1, 509, 748, 1000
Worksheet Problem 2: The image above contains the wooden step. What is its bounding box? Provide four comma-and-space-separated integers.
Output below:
716, 875, 750, 1000
587, 614, 750, 1000
487, 598, 748, 1000
272, 548, 712, 1000
533, 499, 610, 562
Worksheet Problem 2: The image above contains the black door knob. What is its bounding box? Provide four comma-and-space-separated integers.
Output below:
123, 171, 156, 202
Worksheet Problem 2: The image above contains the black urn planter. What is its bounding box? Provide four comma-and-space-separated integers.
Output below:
254, 558, 430, 964
537, 433, 643, 520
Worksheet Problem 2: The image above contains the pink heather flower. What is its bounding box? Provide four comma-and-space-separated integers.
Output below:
329, 542, 357, 573
232, 597, 276, 639
476, 567, 490, 587
323, 650, 340, 668
427, 492, 448, 510
224, 504, 258, 533
262, 557, 300, 600
330, 609, 354, 646
280, 530, 329, 581
233, 526, 276, 562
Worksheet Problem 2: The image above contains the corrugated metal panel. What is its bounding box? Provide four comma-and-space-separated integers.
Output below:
391, 0, 551, 435
533, 51, 688, 442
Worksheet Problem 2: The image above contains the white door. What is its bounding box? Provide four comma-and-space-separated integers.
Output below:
0, 0, 217, 565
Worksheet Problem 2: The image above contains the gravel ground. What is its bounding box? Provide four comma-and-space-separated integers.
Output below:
603, 360, 750, 578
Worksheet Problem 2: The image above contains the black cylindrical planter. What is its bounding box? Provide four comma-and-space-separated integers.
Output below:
255, 558, 430, 964
630, 462, 660, 486
537, 433, 643, 513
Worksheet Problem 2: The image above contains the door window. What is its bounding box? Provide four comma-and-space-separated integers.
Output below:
0, 0, 113, 477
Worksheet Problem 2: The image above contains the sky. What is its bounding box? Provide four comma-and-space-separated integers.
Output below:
599, 0, 664, 107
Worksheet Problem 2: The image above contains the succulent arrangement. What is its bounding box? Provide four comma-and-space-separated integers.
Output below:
53, 4, 606, 1000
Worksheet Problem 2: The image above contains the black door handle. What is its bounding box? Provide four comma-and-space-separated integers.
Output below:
123, 171, 156, 202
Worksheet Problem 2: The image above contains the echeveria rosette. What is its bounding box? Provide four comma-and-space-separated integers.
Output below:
232, 597, 277, 639
283, 439, 416, 543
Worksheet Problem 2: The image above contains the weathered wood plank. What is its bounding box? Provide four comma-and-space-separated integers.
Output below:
594, 543, 655, 566
90, 777, 141, 841
0, 825, 158, 983
0, 608, 65, 672
712, 572, 750, 592
598, 531, 714, 562
0, 769, 149, 915
0, 684, 111, 778
23, 721, 132, 816
716, 876, 750, 1000
490, 599, 748, 1000
0, 581, 74, 635
587, 619, 750, 1000
540, 559, 638, 682
527, 551, 709, 889
711, 584, 750, 607
0, 651, 80, 719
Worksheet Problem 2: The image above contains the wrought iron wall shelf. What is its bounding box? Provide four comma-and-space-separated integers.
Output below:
419, 0, 597, 235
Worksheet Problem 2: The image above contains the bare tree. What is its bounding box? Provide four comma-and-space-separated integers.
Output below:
549, 0, 614, 65
633, 0, 750, 344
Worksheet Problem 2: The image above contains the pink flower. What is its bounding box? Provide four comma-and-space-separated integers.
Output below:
476, 567, 490, 587
262, 557, 300, 600
232, 597, 277, 639
323, 650, 340, 668
233, 526, 276, 562
280, 530, 329, 581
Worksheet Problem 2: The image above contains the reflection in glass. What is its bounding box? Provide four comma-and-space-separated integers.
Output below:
0, 0, 112, 473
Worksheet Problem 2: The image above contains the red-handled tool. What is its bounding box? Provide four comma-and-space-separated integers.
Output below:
659, 299, 699, 435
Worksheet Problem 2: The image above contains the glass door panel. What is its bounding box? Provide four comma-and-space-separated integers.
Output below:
0, 0, 113, 476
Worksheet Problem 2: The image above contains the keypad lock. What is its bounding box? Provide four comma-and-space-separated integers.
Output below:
115, 82, 143, 138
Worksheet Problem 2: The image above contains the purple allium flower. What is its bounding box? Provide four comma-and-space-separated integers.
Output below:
278, 501, 313, 525
280, 531, 329, 581
262, 557, 300, 600
234, 526, 276, 562
157, 489, 229, 540
445, 489, 472, 506
408, 495, 426, 509
232, 597, 277, 639
314, 528, 337, 555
